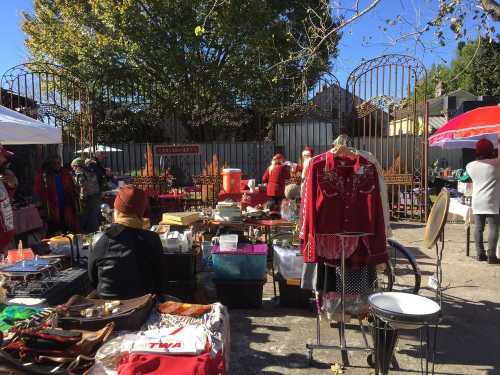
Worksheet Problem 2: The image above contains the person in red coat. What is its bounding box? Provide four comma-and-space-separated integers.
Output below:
34, 155, 79, 235
262, 153, 290, 204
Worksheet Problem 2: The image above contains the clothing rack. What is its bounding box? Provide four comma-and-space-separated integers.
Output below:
306, 232, 374, 367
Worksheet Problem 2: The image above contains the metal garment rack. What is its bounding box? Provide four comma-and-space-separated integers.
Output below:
306, 232, 373, 367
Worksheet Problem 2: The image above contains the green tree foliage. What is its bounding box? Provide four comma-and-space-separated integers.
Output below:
22, 0, 340, 142
425, 38, 500, 97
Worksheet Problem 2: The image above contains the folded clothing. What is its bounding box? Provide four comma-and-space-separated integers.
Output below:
117, 351, 225, 375
121, 326, 208, 356
0, 305, 42, 332
158, 301, 211, 317
143, 303, 230, 371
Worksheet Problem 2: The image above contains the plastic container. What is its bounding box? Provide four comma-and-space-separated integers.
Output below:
212, 243, 267, 280
277, 273, 311, 308
158, 279, 196, 301
214, 278, 265, 308
219, 234, 238, 252
273, 246, 304, 279
7, 249, 34, 264
160, 251, 196, 281
222, 168, 241, 194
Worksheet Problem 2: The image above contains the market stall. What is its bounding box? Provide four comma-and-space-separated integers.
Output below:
0, 105, 62, 244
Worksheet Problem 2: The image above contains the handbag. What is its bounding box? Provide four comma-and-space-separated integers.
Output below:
0, 323, 114, 374
56, 294, 154, 331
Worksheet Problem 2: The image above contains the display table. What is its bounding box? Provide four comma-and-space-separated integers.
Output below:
13, 205, 43, 235
448, 198, 473, 256
218, 190, 269, 208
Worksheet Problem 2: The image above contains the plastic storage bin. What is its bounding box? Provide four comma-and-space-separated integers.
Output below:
212, 243, 268, 280
276, 273, 311, 308
273, 246, 303, 280
160, 250, 196, 281
214, 278, 265, 308
219, 234, 238, 252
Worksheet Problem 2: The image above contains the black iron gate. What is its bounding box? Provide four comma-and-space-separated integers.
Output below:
0, 63, 91, 193
346, 55, 428, 221
273, 72, 342, 163
0, 62, 92, 155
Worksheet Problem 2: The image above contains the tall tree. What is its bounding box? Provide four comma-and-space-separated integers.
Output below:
22, 0, 339, 142
424, 39, 500, 97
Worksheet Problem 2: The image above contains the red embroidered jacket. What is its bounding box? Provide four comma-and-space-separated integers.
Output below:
262, 164, 290, 197
300, 152, 387, 266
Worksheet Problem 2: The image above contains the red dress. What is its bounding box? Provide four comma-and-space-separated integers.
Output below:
300, 152, 387, 266
262, 164, 290, 197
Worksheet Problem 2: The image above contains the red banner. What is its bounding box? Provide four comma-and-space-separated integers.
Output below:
154, 144, 200, 156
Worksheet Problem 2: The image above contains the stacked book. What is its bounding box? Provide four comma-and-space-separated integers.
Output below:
160, 212, 200, 226
214, 201, 243, 223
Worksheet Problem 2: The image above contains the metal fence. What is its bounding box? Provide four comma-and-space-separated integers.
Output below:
62, 142, 274, 184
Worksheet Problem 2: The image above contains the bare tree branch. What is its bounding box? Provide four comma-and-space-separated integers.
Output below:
310, 0, 382, 57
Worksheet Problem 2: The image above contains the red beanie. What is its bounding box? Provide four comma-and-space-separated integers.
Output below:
114, 185, 148, 217
476, 138, 494, 158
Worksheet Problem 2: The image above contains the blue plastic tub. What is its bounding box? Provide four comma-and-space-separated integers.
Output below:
212, 243, 268, 280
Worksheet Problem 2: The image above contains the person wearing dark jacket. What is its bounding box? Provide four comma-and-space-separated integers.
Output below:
88, 185, 163, 299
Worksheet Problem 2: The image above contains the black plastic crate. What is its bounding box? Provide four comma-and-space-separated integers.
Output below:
161, 251, 196, 281
276, 273, 311, 308
160, 280, 196, 302
214, 278, 265, 309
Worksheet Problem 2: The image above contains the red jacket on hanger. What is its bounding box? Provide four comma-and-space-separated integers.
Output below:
300, 151, 387, 266
262, 164, 290, 197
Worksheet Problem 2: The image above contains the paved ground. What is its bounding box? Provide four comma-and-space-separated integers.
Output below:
229, 223, 500, 375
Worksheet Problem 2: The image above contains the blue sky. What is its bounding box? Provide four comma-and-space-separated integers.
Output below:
0, 1, 478, 84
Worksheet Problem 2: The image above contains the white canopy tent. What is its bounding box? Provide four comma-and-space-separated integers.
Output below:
75, 145, 123, 153
0, 105, 62, 145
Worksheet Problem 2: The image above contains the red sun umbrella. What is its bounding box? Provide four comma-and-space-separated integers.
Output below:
428, 105, 500, 148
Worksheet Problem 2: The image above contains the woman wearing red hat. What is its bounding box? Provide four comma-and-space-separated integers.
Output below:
466, 137, 500, 264
262, 153, 290, 205
88, 185, 163, 298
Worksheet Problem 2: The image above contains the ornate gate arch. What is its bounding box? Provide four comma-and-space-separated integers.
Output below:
346, 55, 428, 221
0, 62, 92, 153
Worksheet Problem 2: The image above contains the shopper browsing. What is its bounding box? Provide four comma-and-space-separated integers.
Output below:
88, 185, 163, 299
466, 137, 500, 264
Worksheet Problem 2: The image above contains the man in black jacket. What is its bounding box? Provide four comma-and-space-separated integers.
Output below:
88, 185, 164, 299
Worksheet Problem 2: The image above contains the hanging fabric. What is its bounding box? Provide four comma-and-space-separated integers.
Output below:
299, 149, 387, 265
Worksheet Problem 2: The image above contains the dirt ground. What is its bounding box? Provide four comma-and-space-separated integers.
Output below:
229, 222, 500, 375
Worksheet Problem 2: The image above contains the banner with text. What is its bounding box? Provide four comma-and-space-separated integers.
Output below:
154, 144, 200, 156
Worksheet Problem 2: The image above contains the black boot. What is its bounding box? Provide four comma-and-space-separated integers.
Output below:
474, 253, 487, 261
487, 256, 499, 264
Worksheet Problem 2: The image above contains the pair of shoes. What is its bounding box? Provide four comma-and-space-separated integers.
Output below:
474, 254, 487, 261
487, 256, 500, 264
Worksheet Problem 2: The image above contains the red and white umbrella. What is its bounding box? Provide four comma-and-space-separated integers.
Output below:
429, 105, 500, 149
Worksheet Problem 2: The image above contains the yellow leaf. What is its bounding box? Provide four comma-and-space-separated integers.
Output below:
194, 25, 205, 37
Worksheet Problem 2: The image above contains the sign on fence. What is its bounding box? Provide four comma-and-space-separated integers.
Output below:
154, 144, 200, 156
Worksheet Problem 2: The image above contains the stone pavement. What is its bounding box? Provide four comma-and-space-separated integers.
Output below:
229, 223, 500, 375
